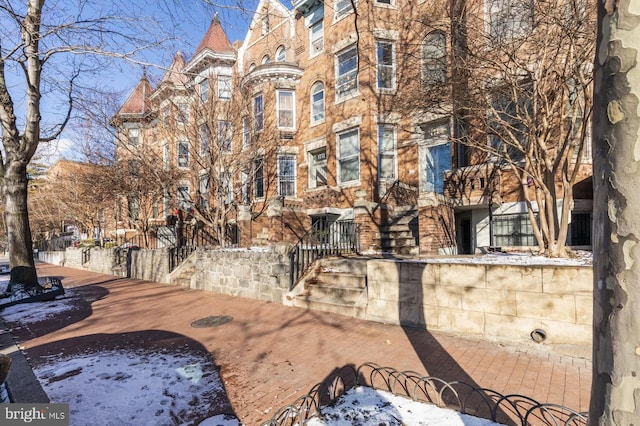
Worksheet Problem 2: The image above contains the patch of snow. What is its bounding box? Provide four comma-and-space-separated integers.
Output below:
33, 350, 234, 426
0, 288, 80, 324
306, 386, 506, 426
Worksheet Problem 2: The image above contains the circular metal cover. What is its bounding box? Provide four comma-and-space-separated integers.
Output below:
191, 315, 233, 328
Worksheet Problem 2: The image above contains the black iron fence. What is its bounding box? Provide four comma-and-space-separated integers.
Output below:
260, 363, 587, 426
288, 220, 359, 290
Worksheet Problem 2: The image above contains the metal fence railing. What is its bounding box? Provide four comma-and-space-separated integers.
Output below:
288, 220, 360, 290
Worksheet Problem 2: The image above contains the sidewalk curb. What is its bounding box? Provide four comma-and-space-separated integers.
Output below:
0, 322, 49, 403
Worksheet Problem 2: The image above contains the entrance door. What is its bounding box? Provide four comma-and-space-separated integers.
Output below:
456, 212, 472, 254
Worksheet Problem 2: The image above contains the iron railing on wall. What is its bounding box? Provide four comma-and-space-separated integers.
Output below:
288, 220, 359, 290
260, 363, 587, 426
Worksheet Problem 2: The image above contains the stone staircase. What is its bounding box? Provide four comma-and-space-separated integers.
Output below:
168, 252, 196, 288
285, 257, 368, 319
373, 207, 420, 256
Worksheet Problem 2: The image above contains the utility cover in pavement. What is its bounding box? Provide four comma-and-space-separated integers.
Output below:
191, 315, 233, 328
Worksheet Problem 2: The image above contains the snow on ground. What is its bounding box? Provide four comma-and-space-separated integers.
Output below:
33, 350, 239, 426
306, 386, 505, 426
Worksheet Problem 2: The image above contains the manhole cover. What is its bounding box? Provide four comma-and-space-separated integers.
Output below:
191, 315, 233, 328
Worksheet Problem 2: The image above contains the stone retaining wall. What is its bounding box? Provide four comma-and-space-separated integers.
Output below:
190, 246, 290, 303
366, 259, 592, 347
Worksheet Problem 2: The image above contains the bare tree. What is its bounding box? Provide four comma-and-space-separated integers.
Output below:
590, 1, 640, 424
0, 0, 174, 288
399, 0, 595, 257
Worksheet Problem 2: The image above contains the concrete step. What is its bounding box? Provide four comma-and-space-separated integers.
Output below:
374, 238, 418, 248
318, 258, 369, 276
381, 246, 419, 256
375, 230, 415, 239
305, 283, 365, 303
291, 296, 366, 319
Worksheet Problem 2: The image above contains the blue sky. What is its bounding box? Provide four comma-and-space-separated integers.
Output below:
0, 0, 265, 164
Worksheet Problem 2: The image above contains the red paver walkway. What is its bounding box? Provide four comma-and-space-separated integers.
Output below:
14, 263, 591, 424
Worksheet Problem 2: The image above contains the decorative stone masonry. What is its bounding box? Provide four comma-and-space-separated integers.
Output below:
191, 245, 291, 303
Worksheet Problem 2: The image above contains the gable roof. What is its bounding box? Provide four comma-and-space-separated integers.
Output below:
116, 76, 153, 116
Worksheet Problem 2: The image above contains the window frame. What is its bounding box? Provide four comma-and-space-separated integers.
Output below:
199, 124, 209, 156
422, 31, 447, 86
254, 93, 264, 132
335, 45, 358, 101
309, 19, 324, 57
334, 0, 355, 21
254, 158, 265, 199
308, 147, 328, 189
218, 75, 232, 99
277, 89, 296, 130
177, 183, 190, 210
275, 45, 286, 62
337, 127, 360, 185
218, 120, 233, 152
127, 127, 140, 146
310, 81, 325, 125
199, 79, 209, 102
177, 141, 190, 168
277, 154, 297, 197
199, 174, 210, 209
177, 103, 189, 123
485, 0, 534, 43
378, 124, 397, 182
376, 40, 396, 91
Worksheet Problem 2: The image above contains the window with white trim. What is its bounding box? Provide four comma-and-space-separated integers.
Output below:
311, 82, 325, 124
218, 76, 232, 99
278, 155, 297, 197
177, 184, 190, 209
219, 172, 233, 205
335, 45, 358, 100
276, 46, 286, 62
376, 40, 395, 90
254, 94, 264, 131
262, 55, 270, 64
163, 143, 170, 170
309, 147, 328, 189
277, 90, 295, 129
177, 103, 189, 123
218, 120, 232, 151
486, 0, 534, 43
310, 20, 324, 56
423, 31, 447, 85
241, 171, 250, 204
127, 128, 139, 146
242, 117, 250, 148
178, 141, 189, 168
378, 124, 396, 181
199, 174, 209, 209
337, 128, 360, 184
335, 0, 354, 20
200, 125, 209, 156
199, 80, 209, 102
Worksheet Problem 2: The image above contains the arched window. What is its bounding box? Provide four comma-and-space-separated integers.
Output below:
310, 81, 325, 124
249, 63, 256, 72
275, 45, 286, 62
422, 31, 446, 85
262, 55, 271, 64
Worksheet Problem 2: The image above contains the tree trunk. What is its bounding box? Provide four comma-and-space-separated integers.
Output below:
3, 160, 39, 289
590, 2, 640, 424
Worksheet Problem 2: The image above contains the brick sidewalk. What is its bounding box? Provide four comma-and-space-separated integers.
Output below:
13, 263, 591, 424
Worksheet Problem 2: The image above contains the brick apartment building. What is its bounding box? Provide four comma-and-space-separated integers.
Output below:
111, 0, 593, 256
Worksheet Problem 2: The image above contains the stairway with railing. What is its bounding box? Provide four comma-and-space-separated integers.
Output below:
288, 220, 360, 290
